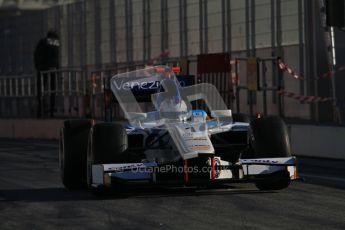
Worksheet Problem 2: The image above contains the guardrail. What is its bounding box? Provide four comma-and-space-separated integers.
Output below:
0, 57, 285, 120
38, 69, 86, 118
0, 74, 36, 118
0, 74, 35, 97
0, 69, 88, 119
233, 57, 284, 117
88, 61, 194, 121
0, 61, 188, 120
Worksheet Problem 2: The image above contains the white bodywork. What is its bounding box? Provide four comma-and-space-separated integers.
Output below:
110, 66, 245, 161
90, 66, 298, 187
91, 157, 297, 187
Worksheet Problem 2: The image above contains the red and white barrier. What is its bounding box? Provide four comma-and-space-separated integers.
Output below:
277, 60, 304, 80
278, 90, 333, 103
229, 58, 336, 104
277, 59, 345, 81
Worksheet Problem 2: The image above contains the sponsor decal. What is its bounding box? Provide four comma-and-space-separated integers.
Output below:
107, 163, 145, 172
113, 79, 188, 92
113, 80, 160, 91
214, 158, 221, 178
242, 159, 279, 164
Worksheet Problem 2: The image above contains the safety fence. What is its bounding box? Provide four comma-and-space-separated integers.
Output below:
0, 56, 337, 121
230, 56, 339, 119
0, 70, 88, 118
0, 60, 194, 120
231, 57, 285, 117
38, 69, 87, 118
276, 58, 340, 103
194, 72, 233, 113
276, 58, 341, 123
89, 59, 198, 121
0, 74, 36, 118
89, 65, 146, 121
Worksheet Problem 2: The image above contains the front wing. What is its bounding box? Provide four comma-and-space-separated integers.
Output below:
90, 156, 298, 188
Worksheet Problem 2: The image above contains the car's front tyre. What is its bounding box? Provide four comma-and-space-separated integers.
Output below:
87, 122, 128, 190
250, 116, 291, 190
60, 119, 92, 189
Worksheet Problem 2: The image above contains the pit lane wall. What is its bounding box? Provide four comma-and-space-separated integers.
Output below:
0, 119, 64, 140
288, 124, 345, 160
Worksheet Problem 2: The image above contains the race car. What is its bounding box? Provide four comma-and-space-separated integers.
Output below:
59, 66, 298, 192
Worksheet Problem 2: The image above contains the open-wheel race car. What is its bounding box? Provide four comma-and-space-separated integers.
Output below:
59, 66, 298, 193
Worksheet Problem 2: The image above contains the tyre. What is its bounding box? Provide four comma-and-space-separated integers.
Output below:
255, 170, 291, 191
250, 116, 291, 158
250, 116, 291, 190
60, 119, 92, 189
87, 122, 128, 188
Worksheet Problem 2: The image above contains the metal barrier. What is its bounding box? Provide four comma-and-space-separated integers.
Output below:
39, 69, 86, 118
0, 69, 88, 118
233, 57, 283, 117
90, 68, 120, 121
196, 72, 233, 111
0, 74, 35, 97
0, 57, 239, 120
0, 74, 36, 118
0, 59, 193, 119
90, 64, 160, 121
89, 61, 195, 121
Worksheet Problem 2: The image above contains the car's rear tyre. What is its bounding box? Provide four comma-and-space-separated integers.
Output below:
87, 122, 128, 188
60, 119, 92, 189
250, 116, 291, 190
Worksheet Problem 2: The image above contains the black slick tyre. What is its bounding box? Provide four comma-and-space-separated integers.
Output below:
60, 119, 92, 189
250, 116, 291, 158
250, 116, 291, 190
87, 122, 128, 189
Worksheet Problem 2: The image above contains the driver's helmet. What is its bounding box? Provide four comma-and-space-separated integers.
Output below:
158, 78, 191, 121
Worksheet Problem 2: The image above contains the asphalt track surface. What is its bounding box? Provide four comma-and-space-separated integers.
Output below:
0, 139, 345, 230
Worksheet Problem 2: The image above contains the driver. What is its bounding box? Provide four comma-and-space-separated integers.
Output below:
158, 78, 191, 121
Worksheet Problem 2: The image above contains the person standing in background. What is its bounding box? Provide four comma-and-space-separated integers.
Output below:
34, 30, 60, 118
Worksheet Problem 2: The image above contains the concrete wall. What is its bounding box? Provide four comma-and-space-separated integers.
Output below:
0, 119, 64, 139
289, 124, 345, 160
